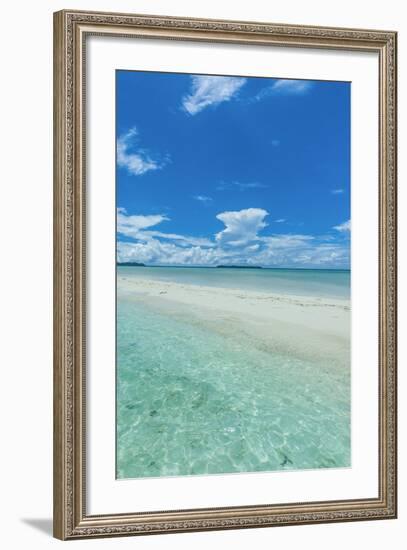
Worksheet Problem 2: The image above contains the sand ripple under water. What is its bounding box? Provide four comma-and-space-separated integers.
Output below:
116, 273, 350, 479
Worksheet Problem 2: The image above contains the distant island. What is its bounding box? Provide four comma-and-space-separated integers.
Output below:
117, 262, 146, 267
116, 263, 349, 271
216, 265, 262, 269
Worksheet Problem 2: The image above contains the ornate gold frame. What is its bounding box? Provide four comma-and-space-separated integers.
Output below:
53, 9, 397, 540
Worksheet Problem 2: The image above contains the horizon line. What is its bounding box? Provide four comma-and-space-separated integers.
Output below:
117, 263, 350, 272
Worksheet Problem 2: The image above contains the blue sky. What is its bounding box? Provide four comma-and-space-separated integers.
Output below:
116, 71, 350, 268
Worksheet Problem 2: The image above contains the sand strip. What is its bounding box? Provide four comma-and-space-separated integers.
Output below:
117, 275, 350, 365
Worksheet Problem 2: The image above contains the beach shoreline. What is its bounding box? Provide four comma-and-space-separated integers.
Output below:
117, 274, 350, 365
116, 272, 351, 477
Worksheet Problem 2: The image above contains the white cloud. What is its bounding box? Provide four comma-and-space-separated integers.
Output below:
217, 181, 268, 191
246, 244, 260, 252
117, 127, 169, 176
333, 219, 351, 232
182, 75, 247, 115
117, 240, 219, 266
146, 231, 214, 247
216, 208, 268, 247
117, 208, 213, 249
252, 79, 313, 102
117, 208, 350, 269
117, 208, 169, 239
260, 234, 314, 249
331, 188, 344, 195
193, 195, 213, 203
272, 79, 312, 94
274, 218, 286, 223
255, 236, 349, 268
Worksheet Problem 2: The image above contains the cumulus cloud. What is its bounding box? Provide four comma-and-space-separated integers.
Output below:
254, 235, 349, 267
216, 208, 269, 247
182, 75, 247, 115
333, 219, 351, 232
117, 207, 350, 268
117, 127, 169, 176
117, 240, 219, 266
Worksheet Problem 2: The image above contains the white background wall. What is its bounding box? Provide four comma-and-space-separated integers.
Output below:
0, 1, 404, 548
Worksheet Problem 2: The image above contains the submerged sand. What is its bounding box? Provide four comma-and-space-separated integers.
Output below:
117, 274, 350, 365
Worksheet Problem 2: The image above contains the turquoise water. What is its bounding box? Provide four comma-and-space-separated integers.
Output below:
117, 266, 350, 299
116, 270, 350, 479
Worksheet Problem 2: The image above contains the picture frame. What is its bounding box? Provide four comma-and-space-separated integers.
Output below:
53, 9, 397, 540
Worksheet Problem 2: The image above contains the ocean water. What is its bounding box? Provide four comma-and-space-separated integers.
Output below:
116, 267, 350, 479
117, 266, 350, 299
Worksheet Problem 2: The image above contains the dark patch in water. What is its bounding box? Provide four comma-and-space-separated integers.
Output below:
280, 454, 293, 467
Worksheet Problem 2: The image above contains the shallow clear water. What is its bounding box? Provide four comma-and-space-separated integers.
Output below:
118, 266, 350, 299
116, 287, 350, 479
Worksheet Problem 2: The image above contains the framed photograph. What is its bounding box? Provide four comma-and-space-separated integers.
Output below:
53, 9, 397, 540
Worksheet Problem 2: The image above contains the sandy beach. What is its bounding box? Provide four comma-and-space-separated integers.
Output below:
116, 270, 351, 478
117, 273, 350, 365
